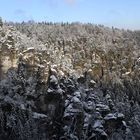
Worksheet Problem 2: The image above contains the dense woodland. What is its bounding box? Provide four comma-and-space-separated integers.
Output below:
0, 18, 140, 139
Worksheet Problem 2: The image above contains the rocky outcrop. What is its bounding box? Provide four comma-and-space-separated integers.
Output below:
0, 22, 140, 87
0, 67, 139, 139
0, 21, 139, 139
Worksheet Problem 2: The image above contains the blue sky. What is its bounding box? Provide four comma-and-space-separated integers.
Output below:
0, 0, 140, 30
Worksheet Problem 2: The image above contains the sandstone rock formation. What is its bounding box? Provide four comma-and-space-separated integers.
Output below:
0, 20, 139, 139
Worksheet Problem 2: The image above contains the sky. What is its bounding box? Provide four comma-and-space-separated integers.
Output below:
0, 0, 140, 30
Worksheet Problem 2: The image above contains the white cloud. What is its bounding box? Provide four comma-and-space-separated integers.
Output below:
65, 0, 76, 4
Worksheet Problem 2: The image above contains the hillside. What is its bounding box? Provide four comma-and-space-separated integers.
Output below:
0, 20, 139, 139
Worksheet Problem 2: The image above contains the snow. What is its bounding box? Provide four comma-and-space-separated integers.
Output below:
33, 112, 48, 119
93, 120, 104, 129
23, 47, 35, 53
50, 75, 58, 84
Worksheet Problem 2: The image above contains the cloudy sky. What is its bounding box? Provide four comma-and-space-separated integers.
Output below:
0, 0, 140, 30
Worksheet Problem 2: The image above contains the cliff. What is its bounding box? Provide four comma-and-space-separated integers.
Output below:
0, 21, 139, 139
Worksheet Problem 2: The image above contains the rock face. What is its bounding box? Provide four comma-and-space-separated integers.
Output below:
0, 22, 139, 84
0, 69, 139, 140
0, 21, 139, 139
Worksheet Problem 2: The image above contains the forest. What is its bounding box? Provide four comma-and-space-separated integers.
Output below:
0, 18, 140, 139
